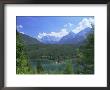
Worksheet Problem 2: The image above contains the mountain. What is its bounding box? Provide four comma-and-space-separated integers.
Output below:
39, 35, 60, 44
18, 27, 93, 45
74, 27, 93, 41
37, 27, 93, 45
72, 27, 93, 44
59, 31, 76, 44
18, 32, 41, 45
59, 27, 93, 45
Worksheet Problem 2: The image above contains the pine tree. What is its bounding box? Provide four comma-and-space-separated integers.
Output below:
16, 31, 32, 74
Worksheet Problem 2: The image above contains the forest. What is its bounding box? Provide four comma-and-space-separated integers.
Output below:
16, 27, 94, 74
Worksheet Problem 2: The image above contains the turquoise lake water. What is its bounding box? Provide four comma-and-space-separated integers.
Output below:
29, 59, 83, 74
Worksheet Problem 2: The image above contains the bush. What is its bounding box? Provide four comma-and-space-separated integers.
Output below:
64, 60, 73, 74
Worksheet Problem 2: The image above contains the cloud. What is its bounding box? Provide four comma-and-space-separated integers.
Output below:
37, 28, 69, 40
19, 32, 25, 34
72, 18, 94, 34
64, 23, 74, 27
17, 25, 23, 30
37, 17, 94, 40
68, 23, 73, 27
64, 24, 67, 27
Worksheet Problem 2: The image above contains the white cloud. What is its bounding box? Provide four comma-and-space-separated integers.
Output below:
17, 25, 23, 30
19, 32, 25, 34
64, 24, 67, 27
64, 23, 73, 27
72, 18, 94, 34
37, 17, 94, 40
68, 23, 73, 27
37, 28, 69, 40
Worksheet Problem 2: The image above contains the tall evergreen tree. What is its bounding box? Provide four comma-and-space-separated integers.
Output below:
16, 30, 32, 74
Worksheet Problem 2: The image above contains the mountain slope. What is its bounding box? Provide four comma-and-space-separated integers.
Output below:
59, 31, 76, 44
59, 27, 93, 45
18, 32, 41, 45
72, 27, 93, 44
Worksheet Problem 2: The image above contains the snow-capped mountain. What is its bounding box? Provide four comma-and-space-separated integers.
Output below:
37, 17, 94, 44
37, 27, 93, 44
59, 27, 93, 44
39, 35, 60, 44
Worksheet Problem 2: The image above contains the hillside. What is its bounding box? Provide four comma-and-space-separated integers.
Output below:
18, 32, 42, 45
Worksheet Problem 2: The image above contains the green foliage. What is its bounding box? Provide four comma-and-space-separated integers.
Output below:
25, 44, 75, 60
16, 31, 32, 74
64, 60, 73, 74
75, 25, 94, 74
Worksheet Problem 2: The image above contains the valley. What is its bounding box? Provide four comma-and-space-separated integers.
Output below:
16, 29, 94, 74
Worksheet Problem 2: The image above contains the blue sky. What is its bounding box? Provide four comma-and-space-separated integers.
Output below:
16, 16, 94, 39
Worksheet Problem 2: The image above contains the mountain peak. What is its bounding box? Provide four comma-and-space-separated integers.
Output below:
59, 27, 93, 44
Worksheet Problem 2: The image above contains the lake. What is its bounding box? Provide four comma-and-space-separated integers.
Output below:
29, 59, 83, 74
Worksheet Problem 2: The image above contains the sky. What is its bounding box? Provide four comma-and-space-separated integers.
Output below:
16, 16, 94, 40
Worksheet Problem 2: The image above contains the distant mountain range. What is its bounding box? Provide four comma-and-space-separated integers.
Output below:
18, 27, 94, 45
38, 27, 94, 45
39, 35, 60, 44
59, 27, 93, 45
